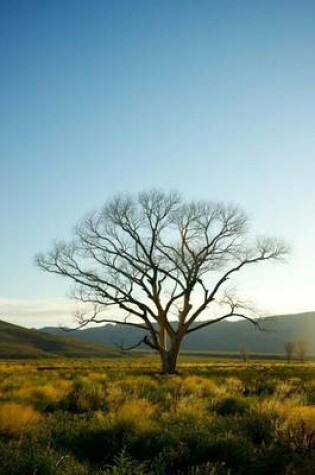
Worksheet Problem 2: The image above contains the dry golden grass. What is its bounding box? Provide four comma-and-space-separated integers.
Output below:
0, 359, 314, 474
180, 375, 219, 397
13, 380, 72, 405
86, 372, 108, 383
171, 394, 209, 421
0, 402, 42, 435
112, 398, 157, 433
285, 405, 315, 429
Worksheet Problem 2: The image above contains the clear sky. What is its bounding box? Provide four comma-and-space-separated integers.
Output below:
1, 0, 315, 328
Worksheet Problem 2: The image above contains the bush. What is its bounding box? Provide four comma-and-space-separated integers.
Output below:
112, 398, 157, 433
101, 449, 148, 475
205, 435, 253, 469
0, 402, 42, 436
60, 427, 118, 464
0, 440, 87, 475
242, 411, 276, 445
214, 397, 249, 417
243, 378, 277, 397
64, 379, 107, 412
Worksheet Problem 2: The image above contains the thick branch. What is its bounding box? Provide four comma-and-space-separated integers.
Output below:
187, 312, 261, 334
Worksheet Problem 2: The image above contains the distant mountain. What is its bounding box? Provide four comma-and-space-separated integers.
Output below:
41, 312, 315, 355
0, 320, 119, 358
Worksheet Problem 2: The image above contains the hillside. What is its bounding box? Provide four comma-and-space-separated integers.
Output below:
0, 320, 119, 358
42, 312, 315, 355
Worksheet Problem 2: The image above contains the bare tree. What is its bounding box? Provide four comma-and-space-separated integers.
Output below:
239, 345, 249, 363
295, 338, 309, 363
284, 341, 295, 363
35, 190, 288, 374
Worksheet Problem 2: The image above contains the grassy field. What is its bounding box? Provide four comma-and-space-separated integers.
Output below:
0, 356, 314, 474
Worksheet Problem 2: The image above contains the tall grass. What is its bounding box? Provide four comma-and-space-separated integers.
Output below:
0, 402, 42, 435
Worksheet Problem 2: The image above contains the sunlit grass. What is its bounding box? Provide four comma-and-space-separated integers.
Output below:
0, 402, 42, 436
112, 398, 157, 433
0, 358, 314, 473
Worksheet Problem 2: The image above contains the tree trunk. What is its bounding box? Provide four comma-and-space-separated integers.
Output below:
158, 326, 167, 351
158, 324, 185, 374
160, 333, 184, 374
160, 348, 179, 374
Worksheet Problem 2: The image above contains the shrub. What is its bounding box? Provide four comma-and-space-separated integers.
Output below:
170, 395, 209, 421
181, 376, 219, 397
223, 377, 244, 395
242, 411, 276, 445
14, 381, 73, 411
101, 449, 148, 475
179, 461, 230, 475
125, 429, 174, 462
243, 378, 277, 396
276, 406, 315, 451
0, 402, 42, 436
65, 379, 107, 412
48, 413, 116, 465
0, 439, 88, 475
111, 399, 157, 433
205, 435, 253, 469
214, 396, 249, 417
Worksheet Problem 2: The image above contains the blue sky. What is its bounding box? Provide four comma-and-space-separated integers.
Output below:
1, 0, 315, 327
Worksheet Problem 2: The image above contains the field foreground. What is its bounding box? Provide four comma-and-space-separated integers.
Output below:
0, 357, 314, 474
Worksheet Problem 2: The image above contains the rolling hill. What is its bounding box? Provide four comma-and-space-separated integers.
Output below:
0, 320, 119, 358
42, 312, 315, 355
